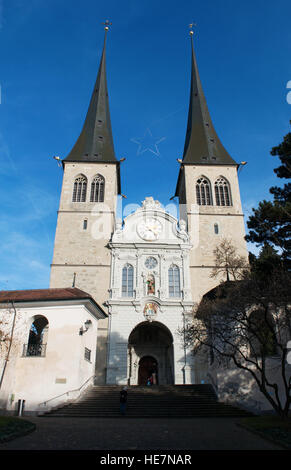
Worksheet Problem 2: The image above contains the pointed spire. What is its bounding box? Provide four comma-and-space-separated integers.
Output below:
182, 28, 237, 165
64, 23, 117, 163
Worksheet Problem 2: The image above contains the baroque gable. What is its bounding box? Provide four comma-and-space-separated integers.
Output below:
108, 197, 193, 305
112, 197, 189, 245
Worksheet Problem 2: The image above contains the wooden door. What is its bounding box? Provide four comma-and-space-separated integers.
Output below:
138, 356, 157, 385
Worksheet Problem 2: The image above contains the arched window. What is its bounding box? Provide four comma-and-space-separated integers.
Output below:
24, 316, 49, 357
90, 174, 105, 202
72, 175, 87, 202
214, 177, 232, 206
196, 177, 212, 205
122, 264, 134, 297
214, 223, 219, 234
168, 265, 181, 298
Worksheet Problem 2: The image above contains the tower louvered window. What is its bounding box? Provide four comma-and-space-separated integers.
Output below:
72, 175, 87, 202
122, 264, 134, 297
168, 265, 181, 298
214, 177, 232, 206
196, 177, 212, 205
90, 174, 105, 202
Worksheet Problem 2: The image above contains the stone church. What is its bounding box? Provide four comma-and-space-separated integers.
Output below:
0, 28, 248, 413
49, 27, 247, 386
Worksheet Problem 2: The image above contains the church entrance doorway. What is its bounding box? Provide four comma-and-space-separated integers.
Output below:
128, 321, 174, 385
138, 356, 158, 385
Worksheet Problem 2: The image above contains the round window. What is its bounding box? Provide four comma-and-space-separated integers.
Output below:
145, 257, 158, 270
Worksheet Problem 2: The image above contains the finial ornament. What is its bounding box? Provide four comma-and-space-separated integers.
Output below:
102, 20, 112, 31
189, 22, 196, 36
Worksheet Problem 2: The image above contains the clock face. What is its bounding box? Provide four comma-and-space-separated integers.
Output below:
137, 218, 162, 241
145, 257, 158, 270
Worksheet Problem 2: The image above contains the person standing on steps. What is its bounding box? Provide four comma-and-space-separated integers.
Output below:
120, 386, 128, 415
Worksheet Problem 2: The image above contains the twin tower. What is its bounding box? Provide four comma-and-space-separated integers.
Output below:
49, 28, 247, 384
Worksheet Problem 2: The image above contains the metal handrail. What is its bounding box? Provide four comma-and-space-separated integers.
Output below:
38, 374, 96, 408
23, 343, 47, 357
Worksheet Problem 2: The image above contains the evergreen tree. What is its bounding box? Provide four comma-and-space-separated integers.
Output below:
246, 124, 291, 269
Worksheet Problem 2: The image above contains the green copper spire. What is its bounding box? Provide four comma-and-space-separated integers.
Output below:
182, 31, 237, 165
64, 25, 117, 164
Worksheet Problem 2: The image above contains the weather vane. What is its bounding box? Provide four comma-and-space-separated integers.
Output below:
102, 20, 112, 31
189, 22, 197, 36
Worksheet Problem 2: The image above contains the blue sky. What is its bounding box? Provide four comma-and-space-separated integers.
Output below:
0, 0, 290, 290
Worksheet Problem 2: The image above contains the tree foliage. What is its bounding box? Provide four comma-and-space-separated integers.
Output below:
184, 127, 291, 418
210, 238, 249, 281
246, 124, 291, 268
185, 264, 291, 418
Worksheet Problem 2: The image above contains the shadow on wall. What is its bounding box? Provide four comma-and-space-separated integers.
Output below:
210, 360, 291, 414
94, 329, 130, 385
184, 349, 209, 385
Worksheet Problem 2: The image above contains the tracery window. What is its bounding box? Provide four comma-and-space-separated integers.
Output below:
214, 177, 232, 206
122, 263, 134, 297
168, 265, 181, 298
196, 177, 212, 205
90, 174, 105, 202
72, 175, 87, 202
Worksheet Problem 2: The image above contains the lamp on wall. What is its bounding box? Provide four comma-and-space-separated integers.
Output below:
79, 320, 92, 336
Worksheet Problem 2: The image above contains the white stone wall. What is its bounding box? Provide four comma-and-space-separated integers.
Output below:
209, 360, 291, 414
0, 303, 100, 413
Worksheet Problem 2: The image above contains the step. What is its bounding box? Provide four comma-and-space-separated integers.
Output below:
41, 384, 252, 418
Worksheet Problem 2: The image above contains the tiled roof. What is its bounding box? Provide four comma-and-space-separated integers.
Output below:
0, 287, 93, 303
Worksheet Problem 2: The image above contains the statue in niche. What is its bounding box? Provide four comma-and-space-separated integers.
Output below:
147, 275, 155, 295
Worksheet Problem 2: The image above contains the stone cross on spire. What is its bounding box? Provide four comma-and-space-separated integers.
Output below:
102, 19, 112, 32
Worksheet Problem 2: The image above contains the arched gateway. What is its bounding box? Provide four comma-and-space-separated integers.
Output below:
128, 321, 174, 385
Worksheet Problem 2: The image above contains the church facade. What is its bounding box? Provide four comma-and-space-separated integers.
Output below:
106, 196, 196, 386
0, 28, 250, 413
49, 28, 247, 387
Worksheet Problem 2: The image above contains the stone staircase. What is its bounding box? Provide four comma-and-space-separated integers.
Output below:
40, 385, 253, 418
